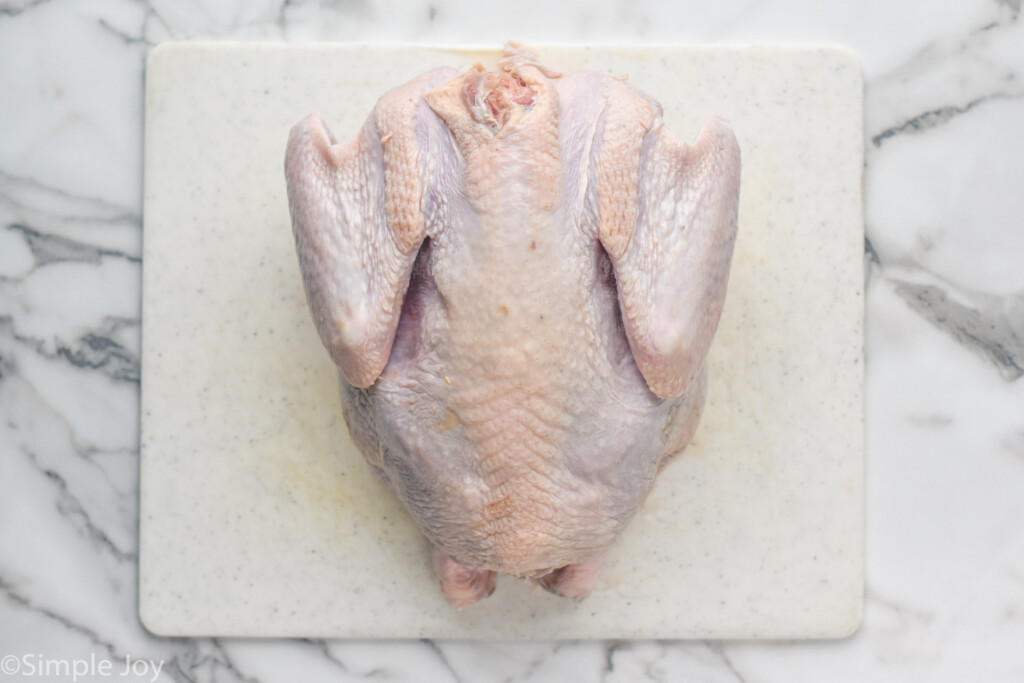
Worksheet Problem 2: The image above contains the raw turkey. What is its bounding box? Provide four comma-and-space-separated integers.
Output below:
284, 43, 741, 608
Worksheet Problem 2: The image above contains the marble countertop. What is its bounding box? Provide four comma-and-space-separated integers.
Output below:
1, 0, 1022, 680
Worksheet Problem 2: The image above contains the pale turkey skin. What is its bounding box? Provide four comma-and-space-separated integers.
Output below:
285, 45, 740, 607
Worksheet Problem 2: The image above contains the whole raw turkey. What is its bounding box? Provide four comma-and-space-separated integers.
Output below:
284, 44, 741, 607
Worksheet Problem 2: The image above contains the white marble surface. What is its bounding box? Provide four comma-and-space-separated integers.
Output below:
140, 44, 862, 639
0, 0, 1022, 679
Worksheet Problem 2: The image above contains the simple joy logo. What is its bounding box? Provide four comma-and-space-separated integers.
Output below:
1, 653, 165, 682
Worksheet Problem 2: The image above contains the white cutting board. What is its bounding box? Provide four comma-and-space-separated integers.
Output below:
140, 43, 864, 639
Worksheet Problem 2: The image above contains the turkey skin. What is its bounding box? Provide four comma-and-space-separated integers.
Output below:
284, 44, 741, 607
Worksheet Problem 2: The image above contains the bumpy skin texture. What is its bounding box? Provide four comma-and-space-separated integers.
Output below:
285, 44, 741, 607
